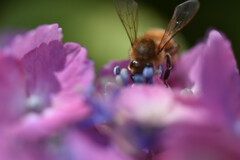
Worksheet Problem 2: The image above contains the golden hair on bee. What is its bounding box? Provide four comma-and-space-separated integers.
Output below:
114, 0, 200, 85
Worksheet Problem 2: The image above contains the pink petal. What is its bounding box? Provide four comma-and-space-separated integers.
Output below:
0, 55, 26, 124
1, 24, 62, 59
0, 130, 65, 160
64, 130, 134, 160
113, 85, 205, 126
50, 43, 95, 130
154, 30, 240, 160
58, 42, 95, 93
16, 43, 94, 139
191, 30, 240, 124
21, 40, 67, 106
169, 43, 204, 88
170, 30, 240, 125
52, 43, 94, 112
157, 124, 240, 160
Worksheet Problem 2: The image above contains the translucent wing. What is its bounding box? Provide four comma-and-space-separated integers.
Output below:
158, 0, 200, 53
114, 0, 138, 46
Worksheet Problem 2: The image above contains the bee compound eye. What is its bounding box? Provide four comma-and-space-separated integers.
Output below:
130, 60, 139, 69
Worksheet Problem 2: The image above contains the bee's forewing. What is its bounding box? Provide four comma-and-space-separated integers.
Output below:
159, 0, 200, 53
114, 0, 138, 46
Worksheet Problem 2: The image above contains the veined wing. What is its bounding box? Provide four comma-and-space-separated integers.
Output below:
158, 0, 200, 53
114, 0, 138, 46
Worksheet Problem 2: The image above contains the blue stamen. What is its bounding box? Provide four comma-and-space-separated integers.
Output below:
143, 67, 154, 79
133, 74, 146, 83
113, 66, 121, 75
120, 68, 129, 85
115, 75, 123, 85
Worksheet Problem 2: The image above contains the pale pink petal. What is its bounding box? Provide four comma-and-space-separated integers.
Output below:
16, 43, 94, 139
0, 55, 26, 124
168, 43, 204, 88
113, 85, 205, 126
58, 42, 95, 94
191, 31, 240, 120
156, 124, 240, 160
2, 24, 62, 59
21, 40, 66, 106
52, 43, 94, 122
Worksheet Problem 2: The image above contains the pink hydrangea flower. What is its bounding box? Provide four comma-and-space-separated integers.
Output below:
1, 23, 240, 160
0, 24, 94, 159
93, 30, 240, 159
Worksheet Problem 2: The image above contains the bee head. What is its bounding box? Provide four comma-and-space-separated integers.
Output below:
128, 60, 153, 74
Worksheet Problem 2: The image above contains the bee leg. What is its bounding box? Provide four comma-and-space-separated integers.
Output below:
163, 69, 170, 87
130, 74, 135, 82
163, 54, 172, 87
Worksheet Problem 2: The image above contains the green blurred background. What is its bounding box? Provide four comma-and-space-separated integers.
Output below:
0, 0, 239, 71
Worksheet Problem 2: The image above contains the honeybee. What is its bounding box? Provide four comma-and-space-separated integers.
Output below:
114, 0, 200, 85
